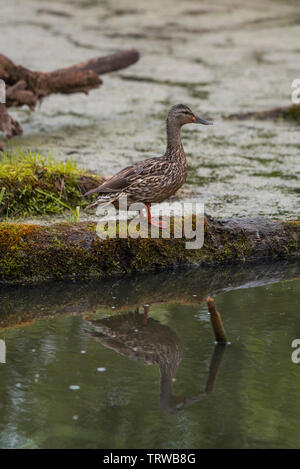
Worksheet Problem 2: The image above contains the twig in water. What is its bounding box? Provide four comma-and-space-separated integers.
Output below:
206, 296, 228, 344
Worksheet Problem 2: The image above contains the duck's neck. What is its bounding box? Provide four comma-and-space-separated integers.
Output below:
165, 120, 184, 159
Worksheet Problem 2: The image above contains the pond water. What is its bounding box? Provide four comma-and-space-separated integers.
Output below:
2, 0, 300, 219
0, 261, 300, 449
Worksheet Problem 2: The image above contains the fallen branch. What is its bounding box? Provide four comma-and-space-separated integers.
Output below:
0, 103, 23, 139
0, 49, 139, 140
225, 104, 300, 123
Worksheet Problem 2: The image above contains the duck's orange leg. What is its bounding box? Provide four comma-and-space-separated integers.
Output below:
145, 204, 167, 228
146, 204, 152, 224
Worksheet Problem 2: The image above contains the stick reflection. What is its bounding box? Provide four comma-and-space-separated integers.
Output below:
0, 339, 6, 364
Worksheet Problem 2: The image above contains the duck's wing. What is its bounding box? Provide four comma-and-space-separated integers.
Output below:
84, 157, 161, 197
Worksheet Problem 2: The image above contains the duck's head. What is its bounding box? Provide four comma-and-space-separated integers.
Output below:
167, 104, 213, 127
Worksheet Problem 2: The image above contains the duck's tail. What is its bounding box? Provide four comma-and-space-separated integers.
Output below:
84, 186, 102, 197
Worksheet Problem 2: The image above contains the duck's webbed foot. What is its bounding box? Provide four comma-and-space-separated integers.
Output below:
144, 204, 167, 228
149, 218, 167, 228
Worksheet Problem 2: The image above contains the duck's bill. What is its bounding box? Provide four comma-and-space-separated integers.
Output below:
195, 116, 213, 125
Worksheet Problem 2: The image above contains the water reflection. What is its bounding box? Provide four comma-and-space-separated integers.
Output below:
86, 305, 227, 413
0, 261, 300, 448
0, 260, 299, 330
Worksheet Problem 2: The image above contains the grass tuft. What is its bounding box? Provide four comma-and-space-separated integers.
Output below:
0, 149, 103, 219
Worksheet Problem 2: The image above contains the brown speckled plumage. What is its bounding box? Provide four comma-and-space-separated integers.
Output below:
85, 104, 212, 211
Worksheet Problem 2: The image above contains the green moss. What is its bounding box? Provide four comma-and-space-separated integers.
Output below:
284, 104, 300, 123
284, 220, 300, 253
0, 150, 104, 219
0, 216, 298, 285
0, 223, 42, 278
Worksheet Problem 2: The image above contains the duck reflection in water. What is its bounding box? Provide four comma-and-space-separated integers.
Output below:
85, 305, 226, 413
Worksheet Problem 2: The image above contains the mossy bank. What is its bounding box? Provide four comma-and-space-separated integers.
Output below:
0, 150, 104, 219
0, 216, 298, 285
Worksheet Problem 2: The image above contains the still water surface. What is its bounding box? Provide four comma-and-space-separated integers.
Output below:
0, 262, 299, 449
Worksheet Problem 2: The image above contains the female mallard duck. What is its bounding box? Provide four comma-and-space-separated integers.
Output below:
85, 104, 212, 226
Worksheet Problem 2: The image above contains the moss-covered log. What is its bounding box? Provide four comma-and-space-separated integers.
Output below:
0, 216, 298, 285
225, 104, 300, 123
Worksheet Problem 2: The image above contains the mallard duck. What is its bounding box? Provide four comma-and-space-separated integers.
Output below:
85, 308, 184, 412
85, 306, 220, 412
85, 104, 213, 226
